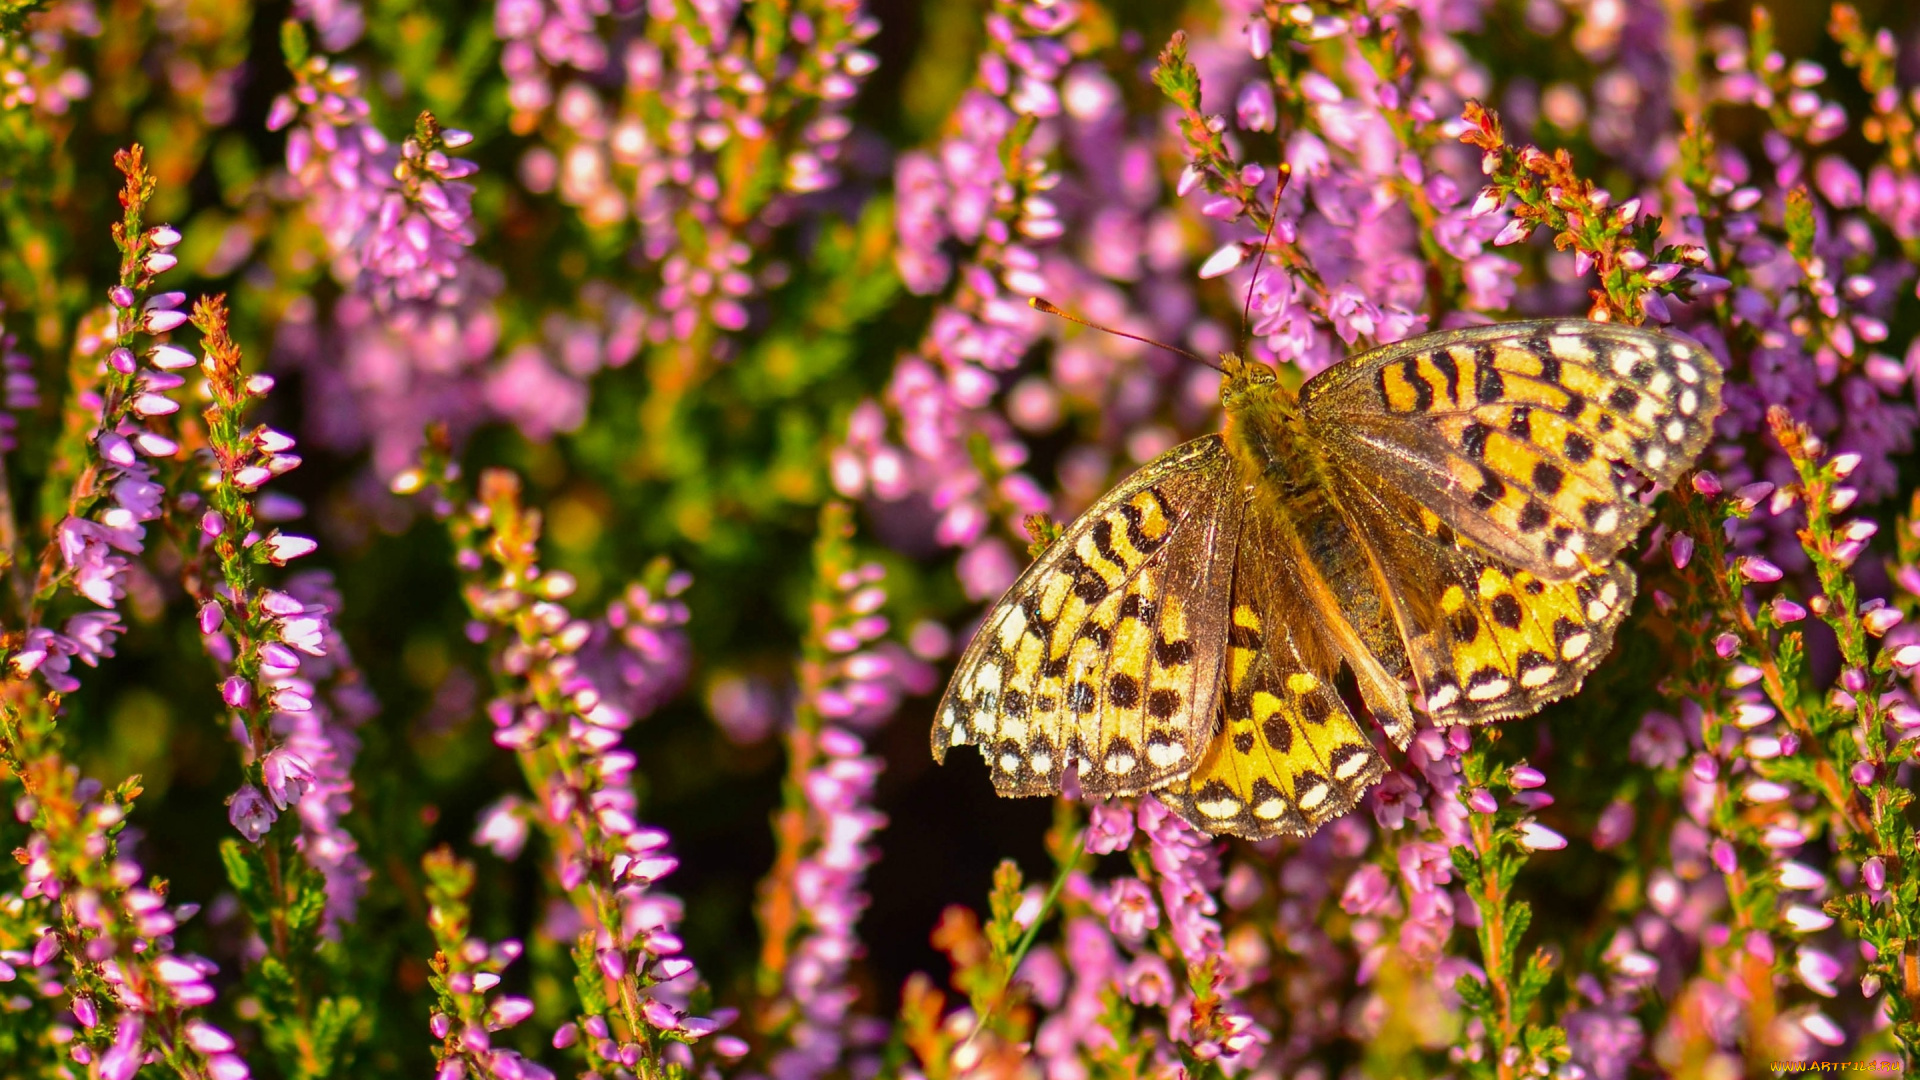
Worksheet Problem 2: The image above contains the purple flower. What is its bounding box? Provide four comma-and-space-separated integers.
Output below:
262, 748, 316, 810
1104, 876, 1160, 943
1340, 863, 1398, 917
1565, 1008, 1645, 1080
228, 785, 276, 842
1085, 801, 1136, 854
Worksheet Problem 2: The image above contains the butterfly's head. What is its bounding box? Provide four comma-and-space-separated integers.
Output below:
1218, 352, 1292, 415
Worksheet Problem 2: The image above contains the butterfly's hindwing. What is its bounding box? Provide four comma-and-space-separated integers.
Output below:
932, 436, 1243, 797
1302, 320, 1723, 581
1158, 509, 1385, 840
1336, 480, 1636, 725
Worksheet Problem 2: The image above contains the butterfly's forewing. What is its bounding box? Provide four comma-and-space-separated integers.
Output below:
933, 436, 1243, 798
1334, 476, 1637, 725
1301, 320, 1723, 582
1156, 508, 1385, 840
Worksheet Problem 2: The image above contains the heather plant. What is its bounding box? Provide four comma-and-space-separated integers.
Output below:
3, 0, 1920, 1078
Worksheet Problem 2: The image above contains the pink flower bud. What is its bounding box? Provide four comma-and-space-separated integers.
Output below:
262, 748, 315, 809
596, 948, 627, 980
148, 344, 196, 371
1518, 822, 1567, 850
221, 677, 251, 709
1197, 243, 1246, 279
1733, 481, 1775, 511
1510, 765, 1546, 789
1670, 533, 1694, 569
1864, 607, 1903, 635
1710, 839, 1737, 874
642, 997, 681, 1031
1493, 218, 1532, 246
263, 534, 318, 564
142, 310, 188, 334
487, 996, 535, 1030
97, 431, 136, 467
131, 393, 178, 417
1466, 788, 1497, 813
1778, 861, 1826, 890
1739, 557, 1783, 583
1692, 471, 1723, 497
1865, 856, 1887, 891
183, 1020, 235, 1053
134, 432, 178, 456
1773, 597, 1807, 622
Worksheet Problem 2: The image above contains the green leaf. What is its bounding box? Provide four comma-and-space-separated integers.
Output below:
280, 18, 310, 66
1456, 971, 1496, 1012
1784, 186, 1817, 262
0, 1, 49, 38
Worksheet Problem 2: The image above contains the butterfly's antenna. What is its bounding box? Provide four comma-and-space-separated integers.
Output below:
1028, 297, 1222, 373
1240, 162, 1292, 351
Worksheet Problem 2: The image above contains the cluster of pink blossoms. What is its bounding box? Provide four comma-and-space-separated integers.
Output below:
13, 228, 191, 693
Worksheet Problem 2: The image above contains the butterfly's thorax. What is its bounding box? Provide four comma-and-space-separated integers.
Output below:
1219, 355, 1331, 501
1219, 354, 1407, 675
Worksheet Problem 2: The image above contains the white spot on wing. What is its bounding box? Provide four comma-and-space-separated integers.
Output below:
1561, 632, 1592, 659
1104, 752, 1137, 776
1298, 782, 1330, 811
1029, 751, 1052, 774
1553, 335, 1596, 363
1468, 676, 1512, 701
1427, 685, 1460, 710
1334, 752, 1372, 781
1644, 446, 1668, 470
1521, 665, 1557, 688
1198, 797, 1240, 819
1146, 741, 1186, 769
1591, 507, 1620, 534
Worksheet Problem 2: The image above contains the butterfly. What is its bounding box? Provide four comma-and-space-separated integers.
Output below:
932, 319, 1722, 839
